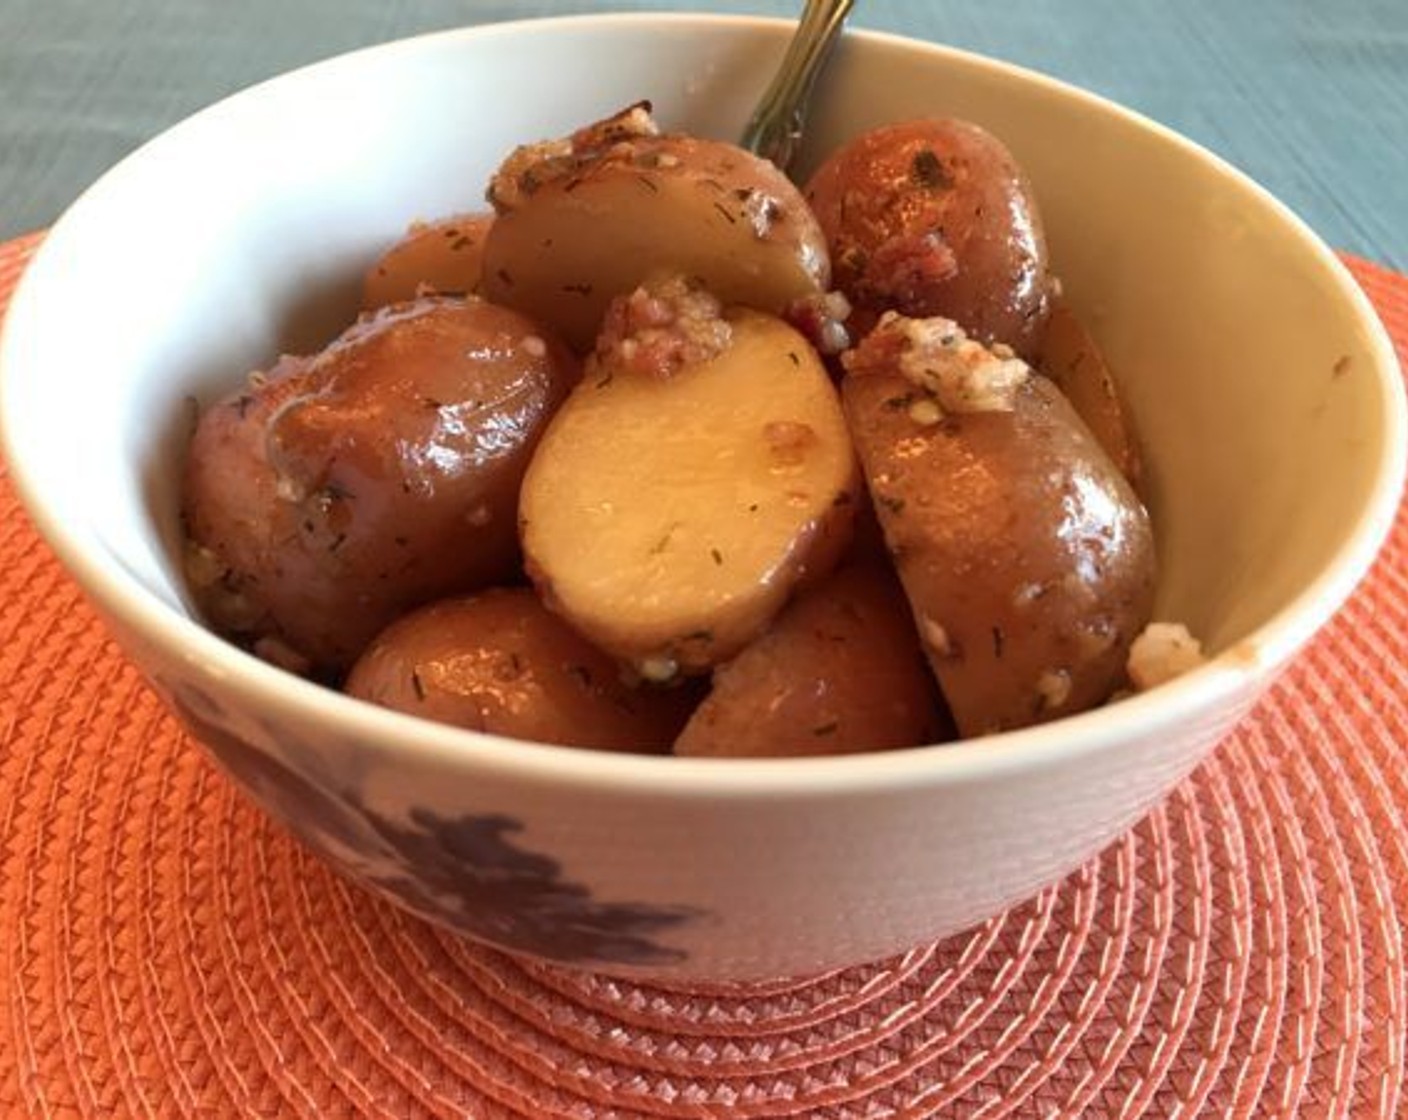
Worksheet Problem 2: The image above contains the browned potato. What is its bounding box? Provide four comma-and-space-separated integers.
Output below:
481, 104, 830, 351
842, 314, 1155, 737
362, 212, 494, 309
675, 561, 949, 758
520, 278, 858, 679
183, 296, 579, 673
345, 588, 700, 752
805, 119, 1053, 358
1037, 301, 1144, 489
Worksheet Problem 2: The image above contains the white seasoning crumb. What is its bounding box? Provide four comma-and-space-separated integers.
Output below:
466, 504, 492, 527
274, 474, 304, 503
183, 542, 226, 589
1127, 622, 1207, 691
1012, 582, 1046, 608
741, 190, 781, 238
921, 617, 952, 657
637, 655, 679, 683
1036, 669, 1072, 711
655, 152, 680, 169
893, 316, 1029, 413
520, 335, 547, 358
907, 396, 944, 426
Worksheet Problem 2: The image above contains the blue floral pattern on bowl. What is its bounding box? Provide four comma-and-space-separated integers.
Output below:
163, 680, 702, 967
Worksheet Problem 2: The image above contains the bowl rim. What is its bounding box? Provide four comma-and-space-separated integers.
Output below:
2, 11, 1404, 801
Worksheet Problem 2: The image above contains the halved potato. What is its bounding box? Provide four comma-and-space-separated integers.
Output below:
346, 588, 700, 752
842, 314, 1156, 736
674, 561, 948, 758
520, 289, 858, 677
481, 105, 829, 350
362, 212, 494, 309
1037, 301, 1143, 489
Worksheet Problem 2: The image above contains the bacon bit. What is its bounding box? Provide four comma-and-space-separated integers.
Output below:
591, 275, 731, 379
856, 231, 959, 312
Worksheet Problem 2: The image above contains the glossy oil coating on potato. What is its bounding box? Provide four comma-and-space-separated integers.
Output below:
842, 315, 1155, 737
183, 296, 579, 672
519, 279, 858, 678
806, 118, 1053, 358
1037, 301, 1144, 489
362, 212, 494, 310
674, 561, 949, 758
481, 103, 830, 351
345, 588, 699, 752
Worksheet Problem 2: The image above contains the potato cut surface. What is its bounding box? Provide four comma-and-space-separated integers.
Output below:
520, 309, 857, 674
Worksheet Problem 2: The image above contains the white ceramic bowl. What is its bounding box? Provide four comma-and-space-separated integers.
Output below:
2, 14, 1403, 980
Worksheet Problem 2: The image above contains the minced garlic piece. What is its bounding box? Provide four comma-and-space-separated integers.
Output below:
636, 655, 680, 683
1127, 622, 1206, 691
920, 616, 953, 657
1036, 669, 1072, 711
887, 314, 1030, 413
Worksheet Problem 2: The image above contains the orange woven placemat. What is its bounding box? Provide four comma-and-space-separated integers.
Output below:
1, 229, 1405, 1118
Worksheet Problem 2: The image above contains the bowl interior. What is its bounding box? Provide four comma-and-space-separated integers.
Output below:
2, 13, 1401, 734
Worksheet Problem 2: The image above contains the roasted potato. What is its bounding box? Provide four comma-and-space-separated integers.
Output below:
345, 588, 700, 751
675, 561, 949, 758
1037, 301, 1143, 489
520, 278, 858, 678
183, 296, 579, 672
481, 104, 830, 350
362, 212, 494, 309
806, 119, 1053, 358
842, 314, 1155, 736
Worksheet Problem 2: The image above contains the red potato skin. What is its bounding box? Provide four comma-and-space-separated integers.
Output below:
1036, 301, 1144, 491
362, 212, 494, 310
345, 589, 700, 752
481, 132, 831, 352
805, 119, 1053, 358
182, 296, 579, 673
674, 562, 951, 757
842, 369, 1155, 738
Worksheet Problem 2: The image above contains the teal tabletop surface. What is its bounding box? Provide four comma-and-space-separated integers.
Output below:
0, 0, 1404, 269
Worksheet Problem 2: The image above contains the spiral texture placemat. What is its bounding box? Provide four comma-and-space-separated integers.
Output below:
1, 230, 1406, 1117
